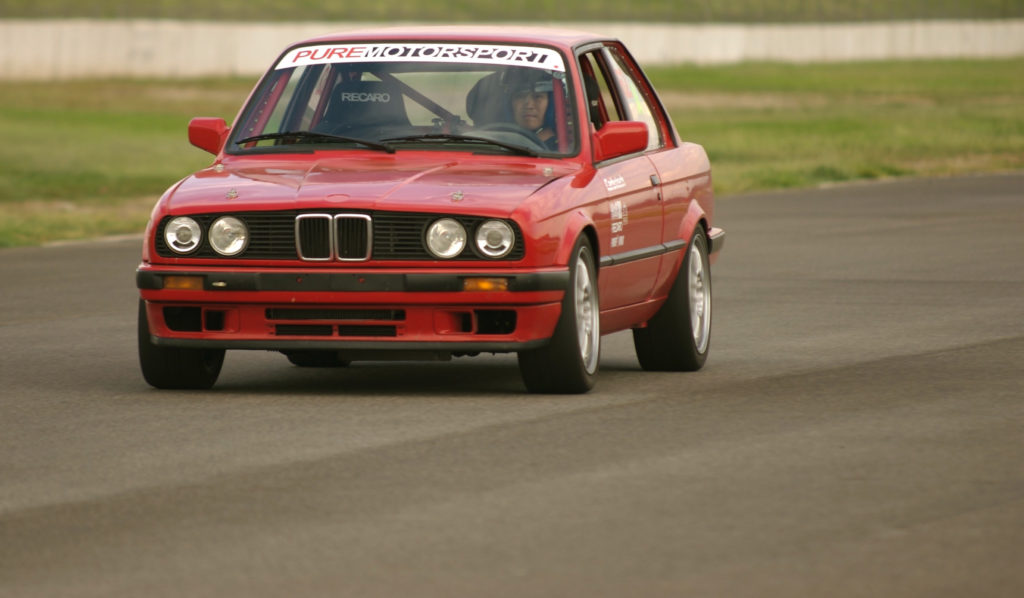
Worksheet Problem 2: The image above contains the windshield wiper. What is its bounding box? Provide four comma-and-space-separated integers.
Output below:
381, 134, 539, 157
235, 131, 395, 153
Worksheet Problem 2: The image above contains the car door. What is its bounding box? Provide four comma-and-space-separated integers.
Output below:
598, 43, 697, 297
578, 47, 665, 311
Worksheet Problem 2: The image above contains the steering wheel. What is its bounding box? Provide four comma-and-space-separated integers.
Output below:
475, 122, 545, 147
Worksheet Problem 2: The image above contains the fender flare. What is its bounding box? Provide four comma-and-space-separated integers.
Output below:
664, 201, 709, 277
555, 210, 599, 269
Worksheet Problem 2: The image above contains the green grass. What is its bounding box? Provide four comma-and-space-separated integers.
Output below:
0, 0, 1020, 22
0, 79, 250, 246
651, 60, 1024, 192
1, 59, 1022, 247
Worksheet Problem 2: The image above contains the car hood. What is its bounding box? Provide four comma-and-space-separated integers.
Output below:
166, 154, 579, 216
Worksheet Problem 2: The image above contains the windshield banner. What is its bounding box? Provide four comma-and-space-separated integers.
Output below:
277, 43, 565, 72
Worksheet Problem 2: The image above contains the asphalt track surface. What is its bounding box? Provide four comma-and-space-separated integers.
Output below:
1, 173, 1022, 597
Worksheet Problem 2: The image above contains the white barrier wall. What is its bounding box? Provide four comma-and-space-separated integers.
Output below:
1, 19, 1023, 79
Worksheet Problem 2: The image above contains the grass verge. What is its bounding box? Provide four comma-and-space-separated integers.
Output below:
1, 59, 1021, 247
1, 0, 1019, 22
650, 59, 1024, 193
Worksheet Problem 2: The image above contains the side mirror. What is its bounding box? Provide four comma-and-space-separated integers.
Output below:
188, 117, 229, 155
592, 121, 648, 162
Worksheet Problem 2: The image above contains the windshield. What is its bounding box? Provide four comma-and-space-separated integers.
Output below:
229, 42, 577, 156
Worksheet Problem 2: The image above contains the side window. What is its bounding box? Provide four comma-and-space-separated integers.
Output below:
578, 51, 621, 131
603, 47, 665, 151
266, 64, 331, 133
261, 69, 304, 134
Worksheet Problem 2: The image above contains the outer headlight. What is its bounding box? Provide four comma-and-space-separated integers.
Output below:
426, 218, 466, 259
209, 216, 249, 256
475, 220, 515, 258
164, 217, 201, 254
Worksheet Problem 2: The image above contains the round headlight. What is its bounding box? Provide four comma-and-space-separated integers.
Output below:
209, 216, 249, 256
426, 218, 467, 259
475, 220, 515, 258
164, 217, 201, 254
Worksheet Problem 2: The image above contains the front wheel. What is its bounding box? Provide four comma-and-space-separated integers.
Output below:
518, 236, 600, 393
633, 226, 712, 371
138, 300, 224, 389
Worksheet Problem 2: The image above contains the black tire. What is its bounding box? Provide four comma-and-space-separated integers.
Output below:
518, 236, 600, 393
282, 351, 350, 368
633, 226, 712, 371
137, 300, 225, 389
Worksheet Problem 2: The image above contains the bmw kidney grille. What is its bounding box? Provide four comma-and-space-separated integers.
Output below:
295, 213, 371, 262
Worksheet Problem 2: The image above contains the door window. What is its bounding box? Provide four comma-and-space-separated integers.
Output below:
578, 50, 621, 131
603, 47, 665, 151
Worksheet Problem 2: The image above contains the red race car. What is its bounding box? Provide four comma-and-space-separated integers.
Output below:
136, 26, 725, 393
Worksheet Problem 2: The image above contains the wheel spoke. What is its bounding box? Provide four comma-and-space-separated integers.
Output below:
574, 252, 599, 372
687, 241, 711, 353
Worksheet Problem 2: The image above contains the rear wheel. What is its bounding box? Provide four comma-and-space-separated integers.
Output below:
633, 226, 712, 371
138, 300, 224, 389
518, 236, 600, 393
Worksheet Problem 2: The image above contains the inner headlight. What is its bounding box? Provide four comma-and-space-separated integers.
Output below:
164, 217, 201, 254
475, 220, 515, 258
426, 218, 466, 259
209, 216, 249, 256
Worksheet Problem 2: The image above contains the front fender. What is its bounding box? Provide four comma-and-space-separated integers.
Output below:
677, 199, 708, 247
554, 210, 598, 268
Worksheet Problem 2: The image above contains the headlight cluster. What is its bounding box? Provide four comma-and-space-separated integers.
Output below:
425, 218, 515, 259
164, 216, 249, 256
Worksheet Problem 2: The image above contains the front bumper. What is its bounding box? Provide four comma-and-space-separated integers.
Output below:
137, 266, 568, 354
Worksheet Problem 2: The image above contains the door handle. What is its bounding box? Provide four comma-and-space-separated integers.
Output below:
650, 174, 662, 200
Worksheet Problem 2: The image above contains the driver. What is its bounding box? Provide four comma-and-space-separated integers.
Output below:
504, 69, 559, 151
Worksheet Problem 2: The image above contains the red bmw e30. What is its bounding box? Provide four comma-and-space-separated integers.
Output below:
136, 26, 725, 393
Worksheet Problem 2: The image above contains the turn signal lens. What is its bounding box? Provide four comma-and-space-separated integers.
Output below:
463, 277, 509, 292
163, 275, 204, 290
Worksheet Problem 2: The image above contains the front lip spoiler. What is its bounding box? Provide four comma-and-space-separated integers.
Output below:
150, 336, 548, 353
137, 269, 568, 293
